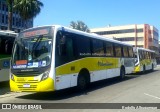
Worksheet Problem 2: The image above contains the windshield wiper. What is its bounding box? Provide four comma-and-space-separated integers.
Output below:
32, 35, 43, 50
30, 35, 44, 56
16, 38, 25, 50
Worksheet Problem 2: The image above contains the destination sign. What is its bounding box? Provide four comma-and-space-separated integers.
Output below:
23, 29, 49, 37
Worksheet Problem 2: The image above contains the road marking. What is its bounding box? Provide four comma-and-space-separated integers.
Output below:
144, 93, 160, 100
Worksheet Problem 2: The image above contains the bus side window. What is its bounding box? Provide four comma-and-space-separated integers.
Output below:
59, 35, 66, 55
139, 50, 142, 60
105, 42, 114, 57
123, 46, 129, 57
56, 31, 74, 66
114, 44, 122, 57
65, 36, 74, 59
92, 39, 104, 56
5, 39, 14, 54
128, 47, 133, 58
58, 34, 74, 58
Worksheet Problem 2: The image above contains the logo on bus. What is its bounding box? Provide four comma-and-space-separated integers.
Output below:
98, 61, 113, 66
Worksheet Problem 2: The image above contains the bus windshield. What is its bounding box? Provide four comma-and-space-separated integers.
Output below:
12, 34, 52, 69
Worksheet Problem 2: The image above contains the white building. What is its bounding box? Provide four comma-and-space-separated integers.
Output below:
91, 24, 159, 53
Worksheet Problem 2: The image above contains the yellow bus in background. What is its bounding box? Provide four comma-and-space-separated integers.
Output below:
10, 25, 135, 92
134, 47, 157, 73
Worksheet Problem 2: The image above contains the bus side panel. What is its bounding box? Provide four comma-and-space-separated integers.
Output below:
55, 57, 120, 90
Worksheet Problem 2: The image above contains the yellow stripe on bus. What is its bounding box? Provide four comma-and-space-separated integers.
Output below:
56, 57, 119, 76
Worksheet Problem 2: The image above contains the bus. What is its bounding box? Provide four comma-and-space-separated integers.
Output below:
0, 30, 17, 82
10, 25, 135, 92
134, 47, 157, 73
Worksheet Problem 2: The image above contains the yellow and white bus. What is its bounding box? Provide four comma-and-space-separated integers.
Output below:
10, 25, 135, 92
134, 47, 157, 73
0, 30, 17, 82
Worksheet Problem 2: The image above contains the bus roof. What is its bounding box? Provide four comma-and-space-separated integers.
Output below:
0, 30, 17, 37
134, 47, 155, 53
21, 25, 133, 47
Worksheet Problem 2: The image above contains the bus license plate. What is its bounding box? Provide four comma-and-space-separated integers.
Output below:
23, 84, 30, 88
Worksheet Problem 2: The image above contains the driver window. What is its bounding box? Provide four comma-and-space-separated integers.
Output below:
55, 31, 75, 67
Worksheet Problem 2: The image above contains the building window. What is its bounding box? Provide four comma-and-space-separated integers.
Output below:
12, 17, 15, 26
153, 31, 159, 37
0, 1, 1, 10
2, 14, 4, 23
16, 18, 18, 26
2, 4, 5, 11
137, 29, 143, 32
5, 15, 8, 24
93, 28, 143, 35
137, 37, 143, 41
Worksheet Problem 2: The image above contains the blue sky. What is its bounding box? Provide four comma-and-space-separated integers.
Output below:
34, 0, 160, 31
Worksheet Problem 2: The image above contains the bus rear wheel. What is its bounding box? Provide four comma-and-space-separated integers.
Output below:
142, 65, 146, 74
77, 75, 88, 91
151, 64, 154, 71
120, 67, 125, 80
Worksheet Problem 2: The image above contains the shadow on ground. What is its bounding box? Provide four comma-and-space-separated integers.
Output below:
16, 75, 141, 100
0, 81, 10, 95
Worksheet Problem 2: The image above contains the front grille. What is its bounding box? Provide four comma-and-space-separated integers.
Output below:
16, 77, 40, 83
18, 89, 36, 91
17, 85, 37, 88
17, 84, 38, 91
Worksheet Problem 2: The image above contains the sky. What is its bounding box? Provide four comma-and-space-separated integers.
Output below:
34, 0, 160, 33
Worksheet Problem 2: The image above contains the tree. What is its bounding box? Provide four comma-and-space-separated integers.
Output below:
13, 0, 43, 28
70, 21, 90, 32
6, 0, 14, 30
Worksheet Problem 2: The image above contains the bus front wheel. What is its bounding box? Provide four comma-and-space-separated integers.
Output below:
143, 65, 146, 74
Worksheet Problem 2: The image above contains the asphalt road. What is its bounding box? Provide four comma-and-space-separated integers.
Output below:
0, 66, 160, 112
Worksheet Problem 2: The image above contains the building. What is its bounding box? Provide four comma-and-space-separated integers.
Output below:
90, 24, 159, 54
0, 0, 33, 32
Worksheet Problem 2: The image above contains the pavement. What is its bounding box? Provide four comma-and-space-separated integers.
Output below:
0, 65, 160, 112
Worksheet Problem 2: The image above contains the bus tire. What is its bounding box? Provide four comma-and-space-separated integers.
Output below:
77, 69, 90, 91
143, 65, 146, 74
151, 64, 154, 71
120, 66, 125, 80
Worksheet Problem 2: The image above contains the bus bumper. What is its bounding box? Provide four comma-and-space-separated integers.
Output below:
134, 65, 141, 73
10, 77, 55, 92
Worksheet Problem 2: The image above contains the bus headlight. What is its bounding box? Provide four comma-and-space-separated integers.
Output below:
10, 74, 15, 81
41, 71, 50, 81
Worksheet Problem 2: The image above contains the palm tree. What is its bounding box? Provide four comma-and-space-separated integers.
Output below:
70, 21, 90, 32
6, 0, 14, 30
13, 0, 43, 28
